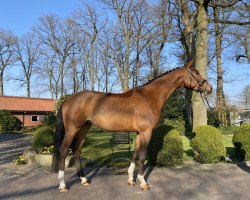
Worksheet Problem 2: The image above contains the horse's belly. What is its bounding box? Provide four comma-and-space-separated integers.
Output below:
90, 112, 135, 132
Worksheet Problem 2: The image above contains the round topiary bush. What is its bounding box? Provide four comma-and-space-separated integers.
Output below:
191, 125, 226, 164
148, 124, 183, 166
32, 126, 55, 154
232, 124, 250, 161
156, 129, 183, 167
0, 110, 21, 132
148, 124, 173, 164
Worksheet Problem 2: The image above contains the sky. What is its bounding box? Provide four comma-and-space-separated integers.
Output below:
0, 0, 249, 104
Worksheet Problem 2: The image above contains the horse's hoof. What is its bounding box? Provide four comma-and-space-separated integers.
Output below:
82, 181, 91, 186
140, 184, 150, 191
59, 187, 68, 192
128, 179, 136, 186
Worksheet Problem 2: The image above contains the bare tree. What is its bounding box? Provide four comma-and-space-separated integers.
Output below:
0, 28, 17, 95
37, 49, 60, 99
35, 14, 76, 97
146, 0, 173, 78
131, 0, 151, 87
192, 0, 210, 129
174, 0, 197, 129
14, 31, 41, 97
100, 0, 135, 91
74, 2, 105, 91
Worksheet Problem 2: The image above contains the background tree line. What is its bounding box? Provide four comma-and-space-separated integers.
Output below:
0, 0, 249, 129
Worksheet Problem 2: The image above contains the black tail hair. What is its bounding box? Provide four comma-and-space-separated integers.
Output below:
52, 105, 65, 172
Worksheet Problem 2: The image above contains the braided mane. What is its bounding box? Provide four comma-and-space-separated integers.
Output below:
139, 67, 180, 87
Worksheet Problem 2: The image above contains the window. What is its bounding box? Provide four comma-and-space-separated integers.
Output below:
31, 116, 39, 122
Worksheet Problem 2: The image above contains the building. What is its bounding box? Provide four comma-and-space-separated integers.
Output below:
0, 96, 56, 127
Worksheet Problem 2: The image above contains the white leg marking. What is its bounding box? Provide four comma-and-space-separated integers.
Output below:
128, 162, 135, 181
80, 177, 88, 184
137, 174, 147, 187
58, 170, 66, 189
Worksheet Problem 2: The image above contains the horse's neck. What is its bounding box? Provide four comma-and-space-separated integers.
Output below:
144, 69, 184, 111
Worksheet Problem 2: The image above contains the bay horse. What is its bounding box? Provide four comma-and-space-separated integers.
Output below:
53, 60, 212, 192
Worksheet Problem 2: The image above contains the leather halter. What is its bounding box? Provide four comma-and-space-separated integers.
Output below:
186, 68, 208, 93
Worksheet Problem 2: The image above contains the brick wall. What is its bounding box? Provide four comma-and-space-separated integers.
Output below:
12, 112, 51, 127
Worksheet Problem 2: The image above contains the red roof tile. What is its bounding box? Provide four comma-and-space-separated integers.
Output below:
0, 96, 55, 112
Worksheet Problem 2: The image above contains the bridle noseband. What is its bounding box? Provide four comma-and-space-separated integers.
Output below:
186, 68, 208, 93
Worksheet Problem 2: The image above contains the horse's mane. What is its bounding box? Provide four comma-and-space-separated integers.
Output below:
139, 67, 181, 87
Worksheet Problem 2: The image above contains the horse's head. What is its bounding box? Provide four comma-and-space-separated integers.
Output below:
183, 60, 212, 94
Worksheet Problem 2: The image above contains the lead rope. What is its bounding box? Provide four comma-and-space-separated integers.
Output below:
200, 92, 226, 126
201, 93, 246, 126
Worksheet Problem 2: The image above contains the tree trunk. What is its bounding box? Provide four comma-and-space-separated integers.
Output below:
0, 70, 4, 95
90, 41, 95, 91
192, 1, 209, 130
27, 79, 31, 97
214, 7, 227, 125
245, 27, 250, 63
60, 61, 64, 97
49, 70, 54, 99
179, 0, 197, 131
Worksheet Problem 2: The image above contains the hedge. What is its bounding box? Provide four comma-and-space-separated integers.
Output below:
148, 124, 183, 166
156, 129, 183, 167
32, 126, 55, 154
232, 124, 250, 161
0, 110, 21, 132
191, 125, 226, 164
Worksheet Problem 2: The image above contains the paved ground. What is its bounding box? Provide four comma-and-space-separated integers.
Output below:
0, 134, 250, 200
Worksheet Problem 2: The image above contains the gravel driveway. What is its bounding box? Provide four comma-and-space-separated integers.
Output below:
0, 133, 250, 200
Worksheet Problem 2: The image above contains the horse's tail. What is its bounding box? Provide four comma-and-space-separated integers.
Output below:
52, 104, 65, 172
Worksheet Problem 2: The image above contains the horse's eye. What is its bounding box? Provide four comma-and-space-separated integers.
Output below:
196, 72, 199, 75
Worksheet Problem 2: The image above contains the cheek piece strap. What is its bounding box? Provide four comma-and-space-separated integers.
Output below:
197, 79, 207, 93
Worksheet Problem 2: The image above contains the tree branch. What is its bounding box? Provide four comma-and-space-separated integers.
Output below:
209, 19, 250, 26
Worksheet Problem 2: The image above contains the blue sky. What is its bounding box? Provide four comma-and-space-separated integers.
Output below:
0, 0, 80, 35
1, 0, 249, 104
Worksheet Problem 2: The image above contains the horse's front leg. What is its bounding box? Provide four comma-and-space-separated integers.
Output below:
137, 130, 152, 190
128, 131, 152, 190
127, 134, 140, 186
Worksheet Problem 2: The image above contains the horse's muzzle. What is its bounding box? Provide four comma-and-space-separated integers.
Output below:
204, 83, 212, 95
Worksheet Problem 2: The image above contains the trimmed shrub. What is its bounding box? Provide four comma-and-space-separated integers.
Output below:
156, 129, 183, 167
232, 124, 250, 161
163, 118, 185, 135
0, 110, 21, 132
148, 124, 183, 166
148, 124, 173, 164
32, 126, 55, 154
191, 125, 226, 164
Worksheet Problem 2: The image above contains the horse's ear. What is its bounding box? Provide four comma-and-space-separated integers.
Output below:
186, 60, 193, 69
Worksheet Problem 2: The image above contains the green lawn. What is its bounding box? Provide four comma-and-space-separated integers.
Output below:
81, 132, 235, 166
81, 132, 136, 166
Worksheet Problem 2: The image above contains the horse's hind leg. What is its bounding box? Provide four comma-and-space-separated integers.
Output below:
73, 122, 91, 186
58, 126, 79, 192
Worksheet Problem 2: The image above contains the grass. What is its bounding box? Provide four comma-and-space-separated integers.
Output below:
81, 132, 235, 167
81, 132, 136, 166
